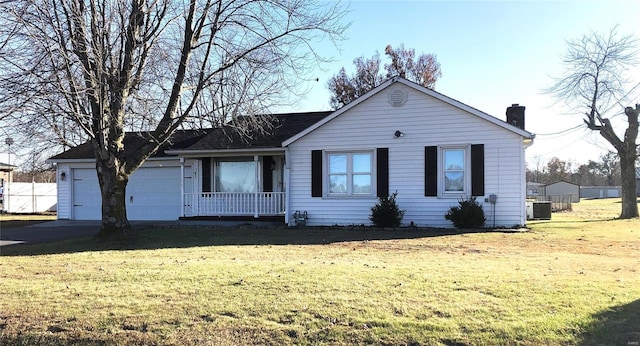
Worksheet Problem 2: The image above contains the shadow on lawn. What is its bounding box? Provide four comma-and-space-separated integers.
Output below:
578, 299, 640, 346
1, 225, 510, 256
529, 218, 618, 224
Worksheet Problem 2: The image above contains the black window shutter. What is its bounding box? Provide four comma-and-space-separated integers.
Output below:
263, 156, 273, 192
376, 148, 389, 198
471, 144, 485, 196
311, 150, 322, 197
425, 146, 437, 196
202, 157, 212, 193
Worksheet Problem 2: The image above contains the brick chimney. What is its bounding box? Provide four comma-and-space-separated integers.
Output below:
506, 104, 525, 130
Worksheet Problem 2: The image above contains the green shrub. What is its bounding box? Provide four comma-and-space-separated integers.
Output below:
370, 191, 405, 227
445, 197, 486, 229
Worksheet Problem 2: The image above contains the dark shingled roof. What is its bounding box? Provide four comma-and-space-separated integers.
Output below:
183, 111, 331, 151
49, 129, 211, 160
49, 111, 331, 160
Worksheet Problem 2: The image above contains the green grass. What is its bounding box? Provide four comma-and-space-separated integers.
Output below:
1, 199, 638, 345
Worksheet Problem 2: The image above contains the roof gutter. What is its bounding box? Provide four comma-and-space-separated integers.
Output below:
166, 147, 287, 157
46, 156, 179, 164
523, 134, 535, 149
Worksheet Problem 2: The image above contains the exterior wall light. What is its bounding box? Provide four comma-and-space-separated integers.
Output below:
394, 130, 404, 138
60, 171, 66, 181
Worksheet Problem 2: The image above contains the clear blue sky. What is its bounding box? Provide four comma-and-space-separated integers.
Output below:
1, 1, 638, 169
288, 0, 640, 168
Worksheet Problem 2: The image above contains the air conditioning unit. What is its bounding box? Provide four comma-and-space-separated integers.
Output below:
526, 201, 552, 220
533, 201, 552, 220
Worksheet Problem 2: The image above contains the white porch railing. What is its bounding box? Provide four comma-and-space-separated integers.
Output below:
183, 192, 285, 217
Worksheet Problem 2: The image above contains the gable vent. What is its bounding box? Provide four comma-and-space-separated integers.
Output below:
388, 88, 408, 107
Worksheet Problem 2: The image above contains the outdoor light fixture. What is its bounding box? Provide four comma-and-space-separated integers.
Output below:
60, 171, 66, 181
394, 130, 404, 138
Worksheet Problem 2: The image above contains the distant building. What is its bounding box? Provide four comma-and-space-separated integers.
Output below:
526, 182, 544, 198
581, 186, 621, 199
0, 162, 16, 209
0, 162, 15, 185
543, 181, 580, 203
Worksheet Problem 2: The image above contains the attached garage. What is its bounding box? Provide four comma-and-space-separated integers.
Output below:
61, 161, 183, 221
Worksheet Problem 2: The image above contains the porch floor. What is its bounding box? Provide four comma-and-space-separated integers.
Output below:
179, 215, 285, 223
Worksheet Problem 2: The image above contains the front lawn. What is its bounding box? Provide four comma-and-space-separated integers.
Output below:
0, 199, 638, 345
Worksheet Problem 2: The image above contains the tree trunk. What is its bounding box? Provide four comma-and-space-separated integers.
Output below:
619, 152, 639, 219
95, 157, 132, 240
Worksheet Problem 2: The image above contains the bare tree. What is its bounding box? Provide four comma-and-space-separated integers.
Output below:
327, 44, 441, 109
383, 44, 441, 87
12, 148, 56, 183
327, 54, 383, 110
549, 27, 639, 219
0, 0, 347, 238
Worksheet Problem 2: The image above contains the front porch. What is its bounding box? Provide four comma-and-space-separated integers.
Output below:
180, 153, 289, 222
183, 191, 286, 218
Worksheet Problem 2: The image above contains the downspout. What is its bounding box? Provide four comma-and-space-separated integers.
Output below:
521, 138, 532, 226
284, 148, 290, 225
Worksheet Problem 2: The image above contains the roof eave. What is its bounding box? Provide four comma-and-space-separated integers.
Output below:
46, 156, 180, 164
167, 147, 287, 157
46, 158, 95, 164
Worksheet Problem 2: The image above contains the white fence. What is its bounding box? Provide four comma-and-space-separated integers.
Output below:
1, 182, 57, 213
183, 192, 285, 217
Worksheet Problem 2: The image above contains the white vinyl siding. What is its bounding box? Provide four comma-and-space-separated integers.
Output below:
55, 164, 74, 219
287, 82, 528, 228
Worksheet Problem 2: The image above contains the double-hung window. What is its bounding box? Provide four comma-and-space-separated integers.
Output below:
328, 152, 372, 196
425, 144, 484, 198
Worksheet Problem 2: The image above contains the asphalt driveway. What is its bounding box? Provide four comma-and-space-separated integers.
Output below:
0, 219, 269, 247
0, 220, 102, 247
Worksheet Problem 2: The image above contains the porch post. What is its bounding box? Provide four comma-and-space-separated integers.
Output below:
180, 157, 185, 217
254, 155, 259, 218
284, 149, 290, 225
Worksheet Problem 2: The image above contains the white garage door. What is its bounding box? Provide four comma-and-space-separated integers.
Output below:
126, 166, 181, 220
72, 166, 182, 221
72, 168, 101, 220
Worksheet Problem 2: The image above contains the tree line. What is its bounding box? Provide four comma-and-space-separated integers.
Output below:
527, 152, 624, 186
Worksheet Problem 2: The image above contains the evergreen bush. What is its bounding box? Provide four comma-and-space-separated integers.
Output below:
445, 197, 486, 229
369, 191, 405, 227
